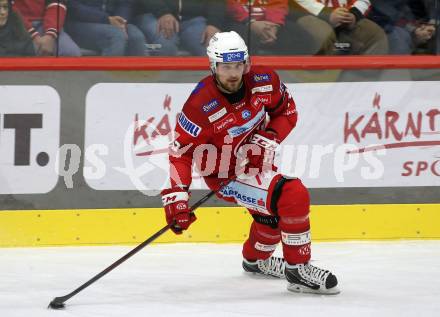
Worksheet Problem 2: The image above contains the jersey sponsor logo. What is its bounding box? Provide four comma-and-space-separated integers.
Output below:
213, 113, 236, 133
233, 101, 246, 109
202, 99, 220, 113
251, 95, 262, 109
219, 181, 268, 214
191, 82, 205, 95
283, 108, 297, 116
258, 94, 272, 105
220, 186, 259, 205
252, 84, 273, 94
253, 73, 271, 83
251, 94, 272, 109
228, 108, 265, 137
242, 110, 251, 120
223, 51, 245, 62
208, 107, 227, 123
178, 112, 201, 137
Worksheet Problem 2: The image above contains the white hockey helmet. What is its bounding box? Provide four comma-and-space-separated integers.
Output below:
207, 31, 249, 73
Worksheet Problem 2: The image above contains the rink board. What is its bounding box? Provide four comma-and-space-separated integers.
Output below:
1, 63, 440, 248
0, 204, 439, 247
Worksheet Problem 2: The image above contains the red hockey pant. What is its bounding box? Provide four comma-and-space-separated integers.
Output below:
242, 178, 311, 265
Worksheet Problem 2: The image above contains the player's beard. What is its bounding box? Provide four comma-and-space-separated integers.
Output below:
216, 77, 243, 94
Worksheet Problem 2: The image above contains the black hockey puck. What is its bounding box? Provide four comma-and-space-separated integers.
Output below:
48, 299, 65, 310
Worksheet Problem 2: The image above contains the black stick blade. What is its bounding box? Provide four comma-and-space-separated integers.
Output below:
48, 298, 66, 310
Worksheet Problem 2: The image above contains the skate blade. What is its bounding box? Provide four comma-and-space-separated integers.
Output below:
287, 283, 340, 295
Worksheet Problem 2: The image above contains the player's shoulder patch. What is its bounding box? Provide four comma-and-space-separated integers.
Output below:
191, 81, 205, 95
190, 75, 213, 95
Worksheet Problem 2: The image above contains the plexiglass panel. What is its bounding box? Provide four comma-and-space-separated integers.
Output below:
1, 1, 439, 57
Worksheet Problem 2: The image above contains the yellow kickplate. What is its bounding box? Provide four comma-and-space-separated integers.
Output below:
0, 204, 439, 247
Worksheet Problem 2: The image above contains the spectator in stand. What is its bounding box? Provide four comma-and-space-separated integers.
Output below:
65, 0, 147, 56
369, 0, 436, 54
426, 0, 440, 54
0, 0, 35, 56
292, 0, 388, 55
134, 0, 225, 56
227, 0, 321, 55
12, 0, 80, 56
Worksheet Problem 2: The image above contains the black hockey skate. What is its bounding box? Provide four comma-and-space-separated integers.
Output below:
242, 257, 285, 278
285, 262, 340, 294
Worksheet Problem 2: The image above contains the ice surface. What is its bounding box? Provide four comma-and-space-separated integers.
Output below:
1, 241, 439, 317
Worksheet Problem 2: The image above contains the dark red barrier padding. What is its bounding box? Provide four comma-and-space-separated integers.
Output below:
1, 55, 440, 71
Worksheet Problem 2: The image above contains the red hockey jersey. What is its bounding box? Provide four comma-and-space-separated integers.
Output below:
227, 0, 289, 25
295, 0, 371, 17
169, 65, 298, 190
12, 0, 67, 38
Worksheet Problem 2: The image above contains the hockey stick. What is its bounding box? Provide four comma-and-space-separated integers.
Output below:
48, 178, 234, 310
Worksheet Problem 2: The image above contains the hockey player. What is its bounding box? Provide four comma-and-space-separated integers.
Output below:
161, 31, 339, 294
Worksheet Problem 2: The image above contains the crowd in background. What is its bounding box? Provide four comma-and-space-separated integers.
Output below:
0, 0, 439, 57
